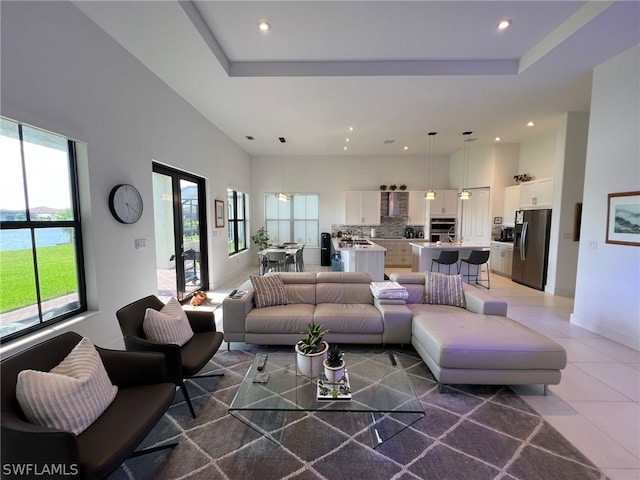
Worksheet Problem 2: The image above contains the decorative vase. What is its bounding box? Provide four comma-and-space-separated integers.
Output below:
323, 359, 345, 383
295, 341, 329, 378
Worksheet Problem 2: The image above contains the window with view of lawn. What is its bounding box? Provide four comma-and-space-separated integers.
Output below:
0, 117, 86, 342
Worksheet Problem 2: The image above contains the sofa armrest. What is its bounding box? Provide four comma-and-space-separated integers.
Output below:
463, 284, 508, 316
222, 290, 255, 338
122, 336, 182, 383
97, 348, 168, 387
374, 299, 413, 344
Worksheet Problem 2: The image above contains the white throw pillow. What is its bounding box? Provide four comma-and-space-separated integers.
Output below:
16, 337, 118, 435
143, 297, 194, 346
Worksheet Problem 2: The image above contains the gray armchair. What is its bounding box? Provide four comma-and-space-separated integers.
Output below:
0, 331, 176, 479
116, 295, 224, 418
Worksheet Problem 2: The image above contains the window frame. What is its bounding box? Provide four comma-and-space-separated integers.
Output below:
264, 193, 319, 246
227, 188, 247, 255
0, 119, 87, 343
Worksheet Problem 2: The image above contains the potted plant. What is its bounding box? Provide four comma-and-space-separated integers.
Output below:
251, 226, 270, 250
389, 184, 397, 191
295, 322, 329, 378
399, 184, 407, 191
323, 344, 345, 383
379, 184, 387, 191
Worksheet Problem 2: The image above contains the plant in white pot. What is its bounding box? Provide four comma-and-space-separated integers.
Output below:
323, 344, 345, 384
295, 322, 329, 378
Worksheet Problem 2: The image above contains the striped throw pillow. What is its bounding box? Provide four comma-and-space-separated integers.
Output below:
250, 274, 289, 308
143, 297, 194, 346
425, 272, 466, 308
16, 337, 118, 435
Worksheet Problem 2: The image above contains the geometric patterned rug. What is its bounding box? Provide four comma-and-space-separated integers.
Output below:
109, 347, 609, 480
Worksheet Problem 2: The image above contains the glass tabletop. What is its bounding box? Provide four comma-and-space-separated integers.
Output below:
229, 351, 424, 447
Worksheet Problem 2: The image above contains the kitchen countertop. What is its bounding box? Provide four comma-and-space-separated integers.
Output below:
332, 238, 387, 252
409, 242, 490, 249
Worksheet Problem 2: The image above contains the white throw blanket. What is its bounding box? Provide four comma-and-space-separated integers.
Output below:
370, 281, 408, 300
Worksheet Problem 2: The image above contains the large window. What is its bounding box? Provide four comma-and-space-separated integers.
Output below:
0, 117, 86, 342
265, 194, 319, 246
227, 189, 247, 255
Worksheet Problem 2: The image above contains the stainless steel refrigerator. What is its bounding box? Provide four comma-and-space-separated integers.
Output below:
512, 209, 552, 290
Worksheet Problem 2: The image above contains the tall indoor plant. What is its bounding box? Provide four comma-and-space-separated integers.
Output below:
251, 226, 270, 250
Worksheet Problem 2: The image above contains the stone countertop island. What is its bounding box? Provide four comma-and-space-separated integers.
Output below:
410, 242, 490, 272
332, 238, 386, 281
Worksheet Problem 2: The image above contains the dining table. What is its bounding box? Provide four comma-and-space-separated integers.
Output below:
257, 245, 303, 275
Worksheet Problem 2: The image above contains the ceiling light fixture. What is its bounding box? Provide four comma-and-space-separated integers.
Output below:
425, 132, 437, 201
527, 121, 535, 127
275, 137, 290, 201
495, 136, 501, 142
459, 131, 474, 200
258, 21, 270, 32
403, 146, 409, 151
497, 19, 512, 31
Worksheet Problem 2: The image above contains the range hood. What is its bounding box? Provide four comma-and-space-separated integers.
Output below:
388, 191, 400, 217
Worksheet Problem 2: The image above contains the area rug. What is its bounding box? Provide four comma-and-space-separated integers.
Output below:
108, 347, 608, 480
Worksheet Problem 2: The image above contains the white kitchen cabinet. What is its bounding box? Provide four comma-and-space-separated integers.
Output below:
428, 189, 458, 216
490, 241, 513, 277
503, 185, 520, 226
345, 191, 381, 225
407, 191, 428, 226
519, 178, 554, 209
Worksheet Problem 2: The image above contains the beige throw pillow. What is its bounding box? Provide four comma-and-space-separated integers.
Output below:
16, 337, 118, 435
250, 274, 289, 308
143, 297, 194, 346
425, 272, 466, 308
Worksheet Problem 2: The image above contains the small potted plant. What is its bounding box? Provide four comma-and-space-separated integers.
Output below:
323, 344, 345, 383
295, 322, 329, 377
379, 184, 387, 191
389, 184, 397, 191
399, 184, 407, 191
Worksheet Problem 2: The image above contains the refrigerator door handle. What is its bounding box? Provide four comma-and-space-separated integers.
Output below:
521, 221, 528, 261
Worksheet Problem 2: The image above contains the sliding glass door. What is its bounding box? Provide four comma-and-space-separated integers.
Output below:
152, 164, 208, 301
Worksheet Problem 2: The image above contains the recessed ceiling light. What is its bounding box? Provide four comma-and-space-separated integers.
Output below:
343, 146, 348, 150
258, 21, 270, 32
349, 127, 354, 132
403, 146, 409, 150
346, 138, 350, 142
527, 121, 535, 127
495, 136, 501, 142
497, 19, 512, 31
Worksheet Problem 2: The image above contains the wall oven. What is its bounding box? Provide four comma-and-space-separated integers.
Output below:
430, 217, 455, 242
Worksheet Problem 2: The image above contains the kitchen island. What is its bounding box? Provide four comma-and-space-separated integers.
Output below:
410, 242, 491, 272
332, 238, 386, 281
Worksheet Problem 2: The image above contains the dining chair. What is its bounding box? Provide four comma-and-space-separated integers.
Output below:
265, 251, 287, 272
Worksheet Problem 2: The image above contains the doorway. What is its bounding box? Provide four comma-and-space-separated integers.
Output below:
460, 187, 491, 245
152, 163, 208, 301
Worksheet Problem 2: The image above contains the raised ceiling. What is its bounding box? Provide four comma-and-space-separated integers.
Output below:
74, 1, 639, 156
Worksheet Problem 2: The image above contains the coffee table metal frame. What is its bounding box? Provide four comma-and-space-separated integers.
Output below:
228, 350, 425, 448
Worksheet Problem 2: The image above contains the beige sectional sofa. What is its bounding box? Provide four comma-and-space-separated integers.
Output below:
222, 271, 567, 392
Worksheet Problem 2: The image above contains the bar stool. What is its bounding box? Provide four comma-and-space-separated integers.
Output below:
458, 250, 491, 289
430, 250, 459, 274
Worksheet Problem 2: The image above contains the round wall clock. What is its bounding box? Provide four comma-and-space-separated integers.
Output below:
109, 184, 143, 224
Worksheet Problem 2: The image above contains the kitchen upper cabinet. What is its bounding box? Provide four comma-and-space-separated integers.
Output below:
407, 191, 428, 226
428, 189, 458, 216
519, 178, 554, 209
503, 185, 520, 226
345, 191, 381, 225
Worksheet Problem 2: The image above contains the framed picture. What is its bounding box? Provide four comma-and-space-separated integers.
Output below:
215, 200, 225, 228
606, 191, 640, 246
493, 216, 503, 225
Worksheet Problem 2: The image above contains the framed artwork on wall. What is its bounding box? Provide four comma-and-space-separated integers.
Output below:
606, 191, 640, 246
215, 200, 225, 228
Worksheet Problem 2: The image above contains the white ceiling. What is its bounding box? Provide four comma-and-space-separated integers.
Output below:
74, 1, 639, 156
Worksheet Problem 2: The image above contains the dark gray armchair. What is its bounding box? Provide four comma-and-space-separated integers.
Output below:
116, 295, 224, 419
0, 331, 176, 479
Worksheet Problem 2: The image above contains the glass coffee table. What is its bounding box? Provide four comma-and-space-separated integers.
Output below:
228, 351, 424, 448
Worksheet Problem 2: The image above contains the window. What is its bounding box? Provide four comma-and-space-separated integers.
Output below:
0, 117, 86, 342
228, 189, 247, 255
265, 194, 319, 246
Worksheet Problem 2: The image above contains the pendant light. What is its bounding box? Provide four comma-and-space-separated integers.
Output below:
425, 131, 437, 200
459, 131, 473, 200
275, 137, 290, 201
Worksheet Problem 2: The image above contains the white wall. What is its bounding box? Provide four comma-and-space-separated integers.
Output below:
0, 2, 253, 353
251, 154, 450, 263
518, 131, 557, 179
571, 46, 640, 350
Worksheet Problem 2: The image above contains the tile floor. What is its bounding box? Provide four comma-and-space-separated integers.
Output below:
208, 265, 640, 480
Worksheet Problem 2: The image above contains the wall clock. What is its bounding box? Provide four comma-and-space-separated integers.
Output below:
109, 184, 143, 224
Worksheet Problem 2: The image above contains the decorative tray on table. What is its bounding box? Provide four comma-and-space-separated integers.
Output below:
317, 371, 352, 401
